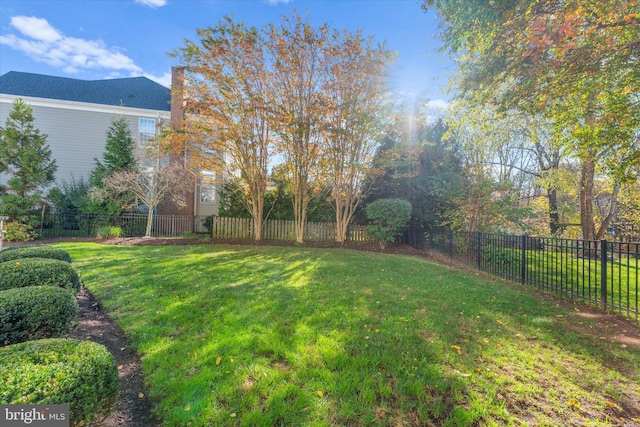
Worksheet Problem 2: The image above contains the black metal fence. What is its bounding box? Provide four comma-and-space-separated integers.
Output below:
37, 213, 211, 238
425, 231, 639, 322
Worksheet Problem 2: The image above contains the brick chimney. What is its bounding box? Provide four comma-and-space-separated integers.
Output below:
161, 65, 195, 217
170, 66, 185, 128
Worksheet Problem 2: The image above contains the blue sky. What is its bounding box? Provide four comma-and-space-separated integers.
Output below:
0, 0, 455, 104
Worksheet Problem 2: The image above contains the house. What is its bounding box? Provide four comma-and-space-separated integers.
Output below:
0, 70, 218, 217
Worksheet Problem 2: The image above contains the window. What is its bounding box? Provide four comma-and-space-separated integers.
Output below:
200, 173, 216, 204
138, 119, 156, 147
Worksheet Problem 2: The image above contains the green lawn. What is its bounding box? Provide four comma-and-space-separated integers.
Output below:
476, 245, 639, 319
58, 243, 640, 426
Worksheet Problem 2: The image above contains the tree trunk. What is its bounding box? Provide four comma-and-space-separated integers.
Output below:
294, 192, 308, 244
595, 185, 620, 241
335, 195, 348, 243
145, 207, 154, 238
547, 187, 559, 235
580, 158, 596, 241
251, 195, 264, 241
292, 174, 308, 244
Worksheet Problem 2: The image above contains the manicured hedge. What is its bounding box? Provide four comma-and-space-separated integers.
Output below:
0, 286, 78, 346
0, 258, 82, 293
0, 338, 119, 426
0, 245, 72, 263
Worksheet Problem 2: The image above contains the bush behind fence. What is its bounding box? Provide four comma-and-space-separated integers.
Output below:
425, 231, 639, 322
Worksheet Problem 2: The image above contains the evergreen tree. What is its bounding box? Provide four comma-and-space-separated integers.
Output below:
90, 116, 137, 187
85, 116, 138, 215
365, 116, 464, 241
0, 99, 57, 223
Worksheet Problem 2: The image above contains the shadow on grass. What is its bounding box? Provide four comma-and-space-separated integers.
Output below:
59, 243, 640, 426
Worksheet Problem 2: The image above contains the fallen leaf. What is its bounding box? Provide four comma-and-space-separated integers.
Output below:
230, 413, 236, 418
138, 393, 144, 398
216, 357, 221, 365
317, 391, 323, 397
567, 398, 580, 409
185, 405, 191, 411
301, 407, 309, 412
117, 365, 123, 370
451, 345, 461, 354
605, 401, 616, 407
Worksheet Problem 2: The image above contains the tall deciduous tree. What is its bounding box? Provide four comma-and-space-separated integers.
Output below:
175, 17, 275, 240
0, 99, 57, 224
424, 0, 640, 240
266, 13, 329, 243
322, 29, 392, 242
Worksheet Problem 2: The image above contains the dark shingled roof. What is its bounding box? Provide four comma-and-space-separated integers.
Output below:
0, 71, 170, 111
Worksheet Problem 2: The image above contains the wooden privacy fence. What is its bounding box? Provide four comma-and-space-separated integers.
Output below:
210, 216, 371, 242
37, 213, 371, 242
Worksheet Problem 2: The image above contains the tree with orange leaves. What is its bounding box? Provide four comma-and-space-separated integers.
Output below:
174, 17, 275, 240
173, 12, 391, 243
322, 29, 392, 242
264, 13, 329, 243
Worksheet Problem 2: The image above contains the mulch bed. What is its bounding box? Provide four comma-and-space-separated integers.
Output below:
8, 236, 640, 425
68, 287, 160, 427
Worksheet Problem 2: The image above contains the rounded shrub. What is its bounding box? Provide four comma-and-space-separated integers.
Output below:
2, 221, 38, 242
0, 245, 72, 263
0, 286, 78, 346
0, 338, 119, 426
0, 258, 82, 293
365, 198, 412, 248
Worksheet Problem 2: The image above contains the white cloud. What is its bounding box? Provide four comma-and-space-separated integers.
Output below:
142, 71, 172, 88
9, 16, 62, 43
425, 99, 449, 110
134, 0, 168, 7
0, 15, 142, 74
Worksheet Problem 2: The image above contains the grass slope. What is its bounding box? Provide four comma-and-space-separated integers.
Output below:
58, 243, 640, 426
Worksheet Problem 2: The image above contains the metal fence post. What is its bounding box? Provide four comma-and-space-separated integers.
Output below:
448, 231, 454, 259
600, 239, 607, 313
521, 234, 527, 285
